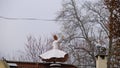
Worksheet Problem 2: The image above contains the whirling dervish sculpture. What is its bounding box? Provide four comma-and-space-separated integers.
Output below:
40, 35, 68, 62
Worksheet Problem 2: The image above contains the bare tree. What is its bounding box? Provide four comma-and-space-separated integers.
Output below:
104, 0, 120, 68
18, 36, 53, 62
56, 0, 100, 67
56, 0, 109, 68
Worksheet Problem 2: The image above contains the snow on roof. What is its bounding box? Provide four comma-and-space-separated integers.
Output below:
8, 63, 17, 66
50, 63, 61, 67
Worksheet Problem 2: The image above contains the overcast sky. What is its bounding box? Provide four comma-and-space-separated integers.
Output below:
0, 0, 62, 58
0, 0, 97, 59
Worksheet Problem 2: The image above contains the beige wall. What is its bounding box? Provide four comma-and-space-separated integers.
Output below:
96, 56, 107, 68
0, 60, 9, 68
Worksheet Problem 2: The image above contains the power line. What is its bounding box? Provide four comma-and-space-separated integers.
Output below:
0, 16, 70, 21
0, 16, 57, 21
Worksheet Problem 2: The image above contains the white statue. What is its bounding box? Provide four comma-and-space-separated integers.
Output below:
40, 35, 68, 62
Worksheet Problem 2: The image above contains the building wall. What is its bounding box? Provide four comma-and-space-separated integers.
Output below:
0, 60, 10, 68
6, 60, 77, 68
96, 56, 107, 68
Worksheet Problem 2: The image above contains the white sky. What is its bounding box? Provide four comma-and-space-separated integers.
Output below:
0, 0, 62, 58
0, 0, 97, 59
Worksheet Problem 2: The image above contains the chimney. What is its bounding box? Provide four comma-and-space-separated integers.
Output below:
96, 55, 107, 68
95, 43, 107, 68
